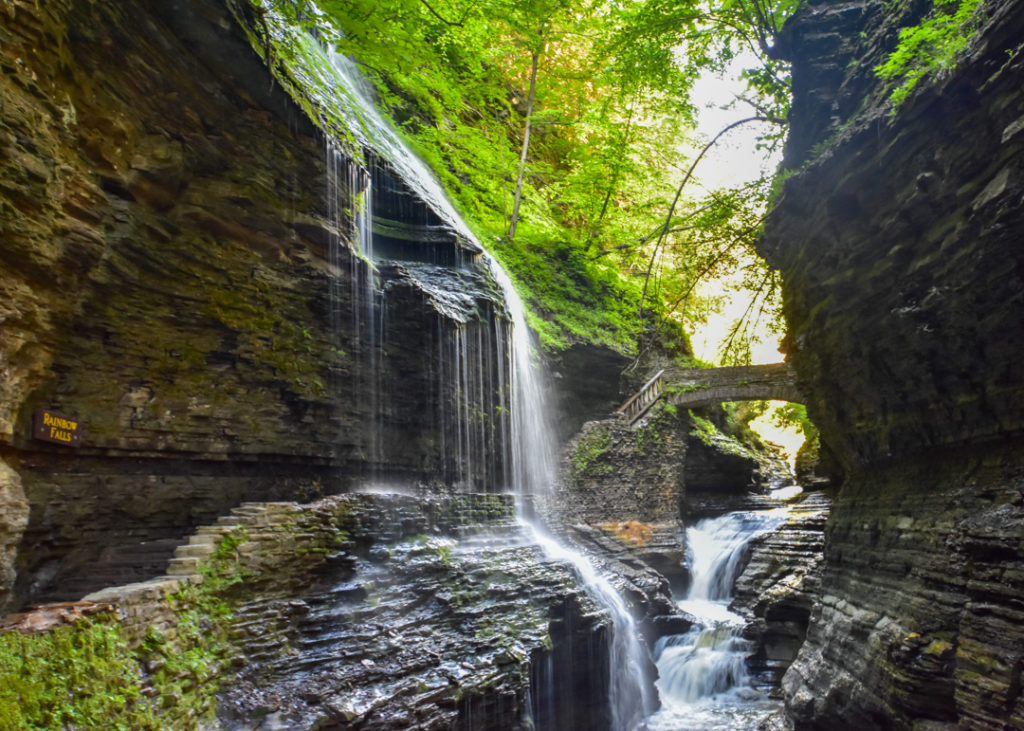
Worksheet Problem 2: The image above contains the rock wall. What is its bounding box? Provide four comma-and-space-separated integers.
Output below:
0, 0, 512, 611
782, 446, 1023, 729
731, 490, 831, 689
5, 493, 620, 729
557, 409, 688, 526
764, 0, 1024, 467
760, 0, 1024, 726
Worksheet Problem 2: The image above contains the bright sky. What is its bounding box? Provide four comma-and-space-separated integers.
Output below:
684, 59, 805, 464
687, 57, 783, 365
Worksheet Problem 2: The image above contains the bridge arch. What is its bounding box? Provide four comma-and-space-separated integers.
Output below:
617, 362, 803, 424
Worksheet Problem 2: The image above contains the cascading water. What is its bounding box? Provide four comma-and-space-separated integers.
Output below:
526, 522, 656, 729
644, 509, 790, 730
321, 45, 559, 494
303, 22, 652, 729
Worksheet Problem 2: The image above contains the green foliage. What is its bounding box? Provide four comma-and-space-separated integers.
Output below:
0, 530, 248, 729
875, 0, 986, 107
769, 401, 817, 439
688, 411, 719, 440
249, 0, 795, 358
721, 400, 768, 445
688, 407, 756, 456
0, 618, 158, 730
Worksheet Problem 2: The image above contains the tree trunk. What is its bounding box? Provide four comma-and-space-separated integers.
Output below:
507, 44, 541, 241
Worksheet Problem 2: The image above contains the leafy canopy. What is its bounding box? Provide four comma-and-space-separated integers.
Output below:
255, 0, 798, 360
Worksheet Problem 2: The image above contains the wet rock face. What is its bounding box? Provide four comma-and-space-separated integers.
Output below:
223, 533, 611, 730
763, 0, 1024, 468
730, 491, 831, 689
0, 0, 511, 610
185, 494, 616, 731
761, 0, 1024, 725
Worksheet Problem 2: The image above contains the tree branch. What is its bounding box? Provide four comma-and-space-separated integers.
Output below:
418, 0, 463, 26
638, 116, 769, 319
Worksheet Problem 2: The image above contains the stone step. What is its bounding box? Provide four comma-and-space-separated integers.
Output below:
195, 526, 226, 535
189, 533, 224, 546
174, 544, 217, 559
167, 557, 201, 575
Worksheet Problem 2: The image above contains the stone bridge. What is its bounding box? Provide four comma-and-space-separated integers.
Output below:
617, 362, 803, 424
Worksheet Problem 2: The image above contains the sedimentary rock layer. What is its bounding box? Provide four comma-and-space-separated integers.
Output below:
81, 493, 619, 730
731, 490, 831, 688
783, 445, 1024, 729
0, 0, 510, 610
760, 0, 1024, 726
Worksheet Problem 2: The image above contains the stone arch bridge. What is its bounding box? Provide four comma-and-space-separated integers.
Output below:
616, 362, 803, 424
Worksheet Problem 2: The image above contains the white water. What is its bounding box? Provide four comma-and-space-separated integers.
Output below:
645, 509, 789, 730
317, 35, 647, 730
525, 522, 655, 729
322, 48, 556, 496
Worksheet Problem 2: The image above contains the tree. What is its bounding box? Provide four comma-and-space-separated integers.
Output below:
257, 0, 799, 357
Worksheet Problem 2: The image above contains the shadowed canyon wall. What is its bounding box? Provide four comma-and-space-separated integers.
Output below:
760, 0, 1024, 727
0, 0, 514, 611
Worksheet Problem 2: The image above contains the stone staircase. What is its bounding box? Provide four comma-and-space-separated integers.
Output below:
74, 494, 516, 645
81, 501, 310, 643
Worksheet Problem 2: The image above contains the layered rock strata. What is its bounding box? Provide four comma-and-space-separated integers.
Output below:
14, 493, 628, 729
760, 0, 1024, 726
0, 0, 512, 610
731, 490, 831, 689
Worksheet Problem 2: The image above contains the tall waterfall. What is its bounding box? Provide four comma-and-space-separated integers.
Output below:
645, 509, 789, 730
315, 33, 649, 731
323, 46, 556, 496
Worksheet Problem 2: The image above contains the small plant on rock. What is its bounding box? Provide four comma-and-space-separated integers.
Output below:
875, 0, 987, 107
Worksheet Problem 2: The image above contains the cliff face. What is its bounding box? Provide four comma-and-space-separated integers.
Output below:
760, 0, 1024, 727
0, 0, 511, 611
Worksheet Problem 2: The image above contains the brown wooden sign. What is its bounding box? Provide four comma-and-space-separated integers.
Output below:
33, 409, 82, 448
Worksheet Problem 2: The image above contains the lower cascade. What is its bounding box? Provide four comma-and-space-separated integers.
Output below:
645, 508, 791, 730
526, 521, 655, 730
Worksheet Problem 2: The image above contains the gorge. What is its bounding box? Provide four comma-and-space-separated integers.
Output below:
0, 0, 1022, 729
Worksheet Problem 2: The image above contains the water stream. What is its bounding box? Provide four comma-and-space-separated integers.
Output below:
317, 33, 650, 730
644, 509, 790, 730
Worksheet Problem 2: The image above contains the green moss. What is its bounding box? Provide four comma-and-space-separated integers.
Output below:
571, 424, 613, 478
689, 412, 718, 440
0, 617, 159, 730
922, 639, 954, 657
202, 286, 334, 400
0, 529, 251, 729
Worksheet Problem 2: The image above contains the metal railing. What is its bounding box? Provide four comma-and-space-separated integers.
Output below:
615, 369, 665, 425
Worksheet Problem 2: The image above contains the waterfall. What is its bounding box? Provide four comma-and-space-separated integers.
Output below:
526, 522, 656, 730
313, 33, 650, 731
322, 46, 557, 495
645, 509, 789, 730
